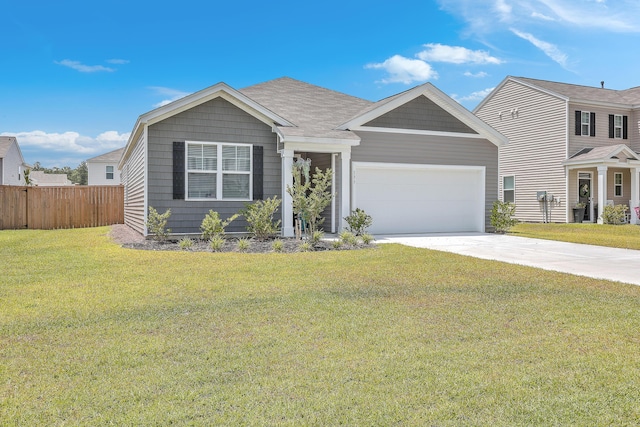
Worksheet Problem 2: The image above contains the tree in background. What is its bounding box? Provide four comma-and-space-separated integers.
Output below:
30, 161, 88, 185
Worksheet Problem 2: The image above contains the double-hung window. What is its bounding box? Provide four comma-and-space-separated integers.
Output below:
614, 115, 623, 139
614, 172, 623, 197
106, 165, 114, 180
503, 176, 515, 203
186, 141, 251, 200
581, 111, 591, 136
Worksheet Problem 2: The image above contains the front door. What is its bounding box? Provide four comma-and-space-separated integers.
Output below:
578, 172, 592, 222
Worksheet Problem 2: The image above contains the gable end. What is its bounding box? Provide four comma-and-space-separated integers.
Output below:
363, 95, 477, 134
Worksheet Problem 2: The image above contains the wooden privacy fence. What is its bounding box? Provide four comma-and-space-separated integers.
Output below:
0, 185, 124, 230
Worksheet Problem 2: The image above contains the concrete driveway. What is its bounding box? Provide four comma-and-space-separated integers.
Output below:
376, 233, 640, 286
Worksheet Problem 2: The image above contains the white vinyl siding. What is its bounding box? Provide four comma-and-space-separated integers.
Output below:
475, 79, 567, 222
186, 141, 251, 201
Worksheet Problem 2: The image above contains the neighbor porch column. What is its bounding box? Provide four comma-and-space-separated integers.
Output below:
597, 166, 607, 224
631, 167, 640, 225
340, 151, 351, 231
281, 149, 294, 237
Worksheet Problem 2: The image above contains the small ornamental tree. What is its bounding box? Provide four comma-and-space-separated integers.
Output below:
286, 162, 334, 239
490, 200, 518, 233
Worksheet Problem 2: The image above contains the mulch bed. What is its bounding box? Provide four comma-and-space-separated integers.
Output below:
109, 224, 375, 253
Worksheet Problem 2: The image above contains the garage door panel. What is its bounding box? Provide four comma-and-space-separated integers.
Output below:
353, 163, 484, 234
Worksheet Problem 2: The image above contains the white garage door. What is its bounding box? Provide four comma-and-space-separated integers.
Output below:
352, 162, 485, 234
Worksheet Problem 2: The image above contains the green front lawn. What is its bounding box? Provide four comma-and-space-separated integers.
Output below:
1, 227, 639, 425
510, 222, 640, 250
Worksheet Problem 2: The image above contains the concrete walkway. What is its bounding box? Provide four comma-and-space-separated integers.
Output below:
376, 233, 640, 286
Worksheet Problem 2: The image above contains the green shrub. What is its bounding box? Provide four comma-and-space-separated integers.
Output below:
209, 235, 225, 252
236, 238, 251, 252
242, 197, 281, 240
146, 207, 171, 241
178, 237, 193, 250
339, 230, 358, 246
310, 230, 324, 244
602, 204, 628, 225
361, 233, 375, 245
331, 239, 343, 249
490, 201, 518, 233
200, 210, 239, 240
298, 241, 313, 252
271, 239, 284, 253
344, 208, 373, 236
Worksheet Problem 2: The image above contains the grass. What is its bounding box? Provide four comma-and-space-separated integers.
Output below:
1, 227, 640, 425
510, 222, 640, 250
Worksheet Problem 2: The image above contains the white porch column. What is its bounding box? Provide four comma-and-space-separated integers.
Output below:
597, 166, 607, 224
631, 167, 640, 225
281, 149, 294, 237
340, 151, 351, 232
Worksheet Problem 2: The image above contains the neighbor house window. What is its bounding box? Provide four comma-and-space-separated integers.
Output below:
614, 172, 623, 197
106, 165, 114, 180
186, 142, 251, 200
503, 175, 515, 203
614, 115, 623, 138
581, 111, 590, 136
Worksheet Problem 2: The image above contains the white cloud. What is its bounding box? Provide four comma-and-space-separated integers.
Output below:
55, 59, 115, 73
510, 28, 569, 68
417, 43, 503, 64
464, 71, 489, 78
453, 87, 496, 103
106, 58, 130, 64
365, 55, 438, 84
436, 0, 640, 33
149, 86, 192, 108
2, 130, 129, 165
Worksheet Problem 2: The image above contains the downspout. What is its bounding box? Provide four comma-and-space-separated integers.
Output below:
564, 99, 570, 223
331, 153, 336, 233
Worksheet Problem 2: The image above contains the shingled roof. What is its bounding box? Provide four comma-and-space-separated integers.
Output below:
513, 77, 640, 106
239, 77, 372, 141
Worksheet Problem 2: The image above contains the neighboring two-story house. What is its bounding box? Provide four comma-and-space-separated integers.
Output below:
475, 76, 640, 224
0, 136, 29, 186
87, 147, 124, 185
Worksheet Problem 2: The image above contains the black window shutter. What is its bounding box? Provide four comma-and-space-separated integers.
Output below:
590, 112, 596, 137
609, 115, 615, 138
575, 110, 581, 135
173, 141, 185, 200
253, 145, 263, 200
623, 115, 628, 139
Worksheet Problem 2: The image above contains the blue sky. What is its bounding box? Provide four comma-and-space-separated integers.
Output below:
2, 0, 640, 167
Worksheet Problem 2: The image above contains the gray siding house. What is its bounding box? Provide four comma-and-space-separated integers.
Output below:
0, 136, 29, 186
119, 77, 507, 237
475, 77, 640, 224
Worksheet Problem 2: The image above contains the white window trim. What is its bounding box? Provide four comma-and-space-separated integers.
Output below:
503, 175, 515, 203
581, 111, 590, 136
106, 165, 114, 180
185, 141, 253, 201
614, 172, 623, 197
614, 114, 623, 139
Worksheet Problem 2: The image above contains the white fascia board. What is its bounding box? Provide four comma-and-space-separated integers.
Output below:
120, 82, 295, 167
281, 135, 361, 147
571, 98, 634, 110
282, 139, 358, 154
351, 126, 488, 140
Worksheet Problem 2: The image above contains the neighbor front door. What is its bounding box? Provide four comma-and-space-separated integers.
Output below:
578, 172, 592, 222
